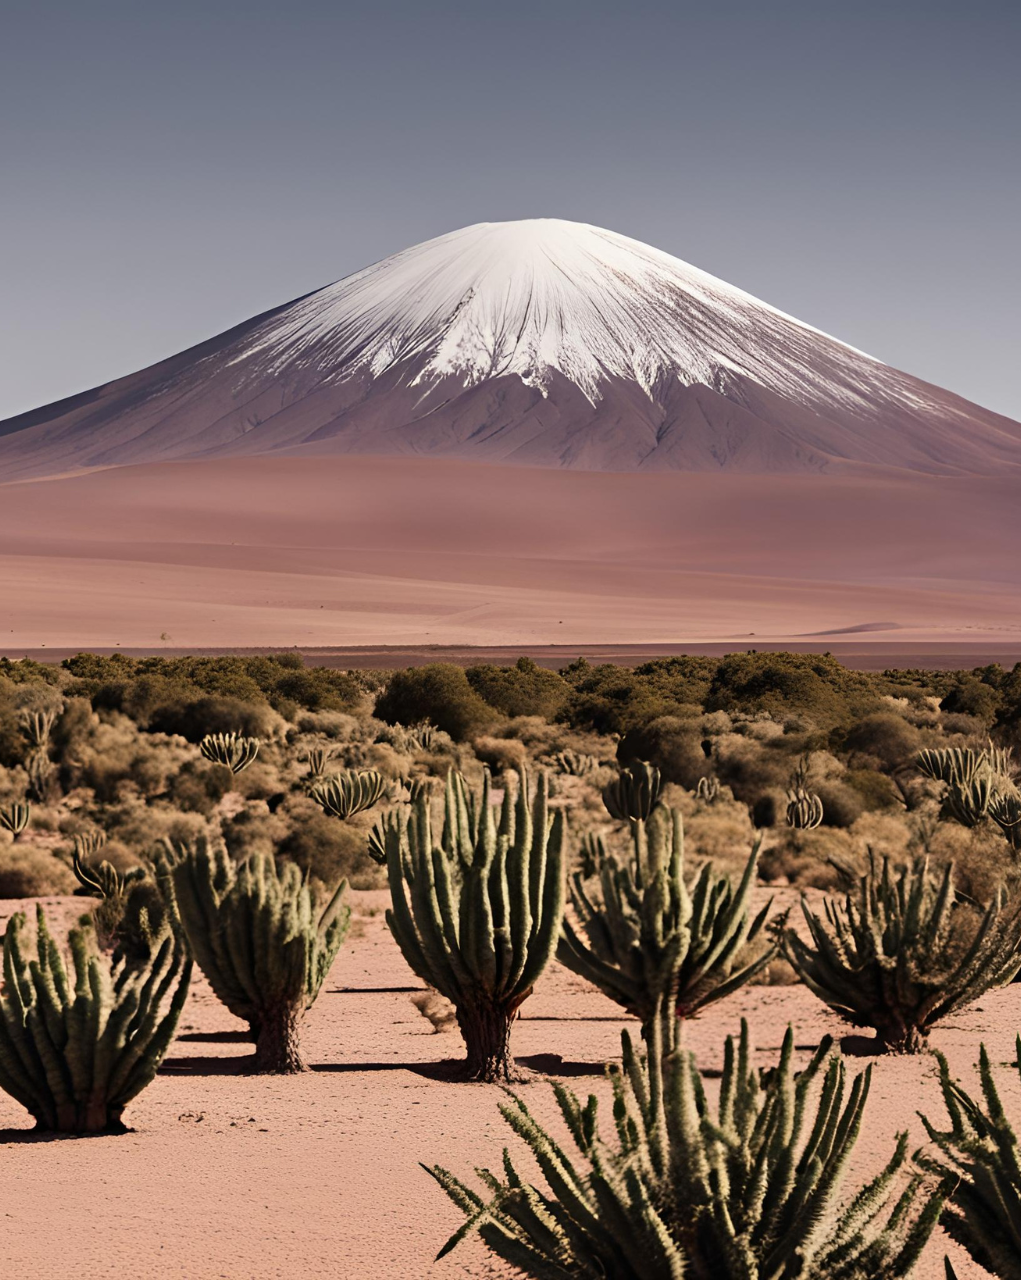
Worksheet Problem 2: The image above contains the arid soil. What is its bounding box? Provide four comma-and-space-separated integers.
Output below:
0, 890, 1008, 1279
0, 454, 1019, 652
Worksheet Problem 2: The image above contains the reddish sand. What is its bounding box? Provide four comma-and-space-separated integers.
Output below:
0, 455, 1019, 651
0, 890, 1007, 1278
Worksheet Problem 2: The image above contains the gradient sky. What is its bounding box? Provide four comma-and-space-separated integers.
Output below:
2, 0, 1018, 421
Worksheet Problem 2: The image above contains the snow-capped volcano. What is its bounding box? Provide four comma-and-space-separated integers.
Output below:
2, 218, 1020, 478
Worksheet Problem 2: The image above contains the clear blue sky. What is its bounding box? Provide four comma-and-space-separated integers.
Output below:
2, 0, 1018, 419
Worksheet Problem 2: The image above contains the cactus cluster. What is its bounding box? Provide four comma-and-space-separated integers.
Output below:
558, 806, 771, 1044
199, 732, 260, 774
310, 769, 389, 819
165, 838, 349, 1072
782, 854, 1021, 1051
917, 744, 1020, 835
0, 907, 190, 1132
602, 760, 662, 823
429, 1021, 942, 1278
548, 749, 599, 777
0, 800, 30, 839
382, 768, 565, 1081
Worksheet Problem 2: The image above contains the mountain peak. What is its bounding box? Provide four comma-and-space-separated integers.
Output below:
2, 220, 1020, 479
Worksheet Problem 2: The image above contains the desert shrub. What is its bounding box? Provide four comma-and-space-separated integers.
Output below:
471, 734, 527, 774
616, 715, 707, 787
815, 780, 864, 828
839, 711, 920, 770
0, 844, 77, 897
276, 797, 378, 888
705, 651, 878, 729
843, 766, 899, 810
149, 695, 281, 742
940, 674, 1001, 725
558, 656, 710, 734
168, 758, 234, 814
374, 664, 496, 741
465, 656, 569, 719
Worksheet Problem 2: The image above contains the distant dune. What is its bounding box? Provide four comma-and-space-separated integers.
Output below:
0, 454, 1018, 652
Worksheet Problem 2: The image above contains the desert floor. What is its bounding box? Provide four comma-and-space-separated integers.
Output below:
1, 454, 1019, 652
0, 890, 1010, 1279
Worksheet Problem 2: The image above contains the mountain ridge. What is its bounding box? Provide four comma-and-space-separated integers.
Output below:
2, 218, 1019, 479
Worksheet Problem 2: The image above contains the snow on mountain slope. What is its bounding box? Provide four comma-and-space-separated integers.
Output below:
2, 218, 1020, 479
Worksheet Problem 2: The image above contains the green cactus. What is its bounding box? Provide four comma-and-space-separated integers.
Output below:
549, 749, 599, 777
382, 767, 565, 1082
428, 1020, 942, 1278
199, 731, 260, 774
782, 855, 1021, 1052
310, 769, 389, 819
71, 836, 167, 960
918, 1042, 1021, 1280
367, 807, 406, 866
165, 839, 349, 1072
0, 800, 30, 839
602, 760, 662, 824
558, 807, 772, 1043
0, 907, 190, 1133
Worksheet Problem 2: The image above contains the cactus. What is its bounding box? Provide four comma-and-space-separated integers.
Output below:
549, 749, 599, 777
917, 743, 1018, 831
18, 707, 57, 750
782, 855, 1021, 1052
367, 807, 406, 866
990, 792, 1021, 853
304, 745, 335, 780
558, 807, 772, 1041
0, 800, 30, 839
578, 830, 609, 878
0, 907, 190, 1133
198, 731, 260, 774
26, 750, 54, 803
695, 773, 720, 804
165, 839, 349, 1072
602, 760, 662, 823
72, 837, 169, 962
786, 785, 824, 829
428, 1020, 942, 1277
310, 768, 389, 819
382, 768, 565, 1082
918, 1042, 1021, 1279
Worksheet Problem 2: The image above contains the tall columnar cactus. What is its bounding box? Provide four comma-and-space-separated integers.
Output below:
383, 768, 565, 1082
199, 731, 260, 774
0, 907, 190, 1133
166, 839, 349, 1072
558, 807, 771, 1046
782, 855, 1021, 1052
428, 1021, 942, 1278
310, 769, 389, 819
918, 1043, 1021, 1280
0, 800, 30, 839
602, 760, 662, 824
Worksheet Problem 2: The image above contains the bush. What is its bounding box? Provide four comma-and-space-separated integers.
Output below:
616, 715, 707, 787
374, 665, 495, 741
465, 656, 568, 719
0, 844, 77, 897
471, 735, 527, 774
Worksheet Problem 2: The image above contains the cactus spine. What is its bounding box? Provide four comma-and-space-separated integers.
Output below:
0, 907, 190, 1132
199, 731, 260, 774
383, 768, 565, 1082
782, 855, 1021, 1052
166, 839, 349, 1072
0, 800, 30, 839
428, 1021, 942, 1277
558, 807, 771, 1043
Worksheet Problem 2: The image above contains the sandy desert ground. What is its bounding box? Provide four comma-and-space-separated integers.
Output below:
0, 454, 1019, 653
0, 889, 1009, 1279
